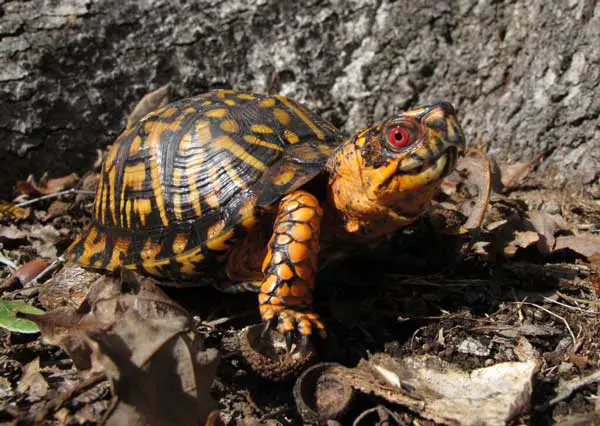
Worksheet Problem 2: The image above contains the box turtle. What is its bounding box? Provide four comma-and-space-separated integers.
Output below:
66, 89, 465, 348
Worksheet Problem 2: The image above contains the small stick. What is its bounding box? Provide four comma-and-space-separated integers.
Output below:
543, 296, 600, 315
15, 189, 95, 208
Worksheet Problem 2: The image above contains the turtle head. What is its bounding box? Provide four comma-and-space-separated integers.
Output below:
327, 102, 465, 236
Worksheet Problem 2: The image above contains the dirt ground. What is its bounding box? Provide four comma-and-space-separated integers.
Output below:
0, 114, 599, 424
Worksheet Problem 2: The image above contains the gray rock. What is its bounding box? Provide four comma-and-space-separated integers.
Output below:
0, 0, 599, 197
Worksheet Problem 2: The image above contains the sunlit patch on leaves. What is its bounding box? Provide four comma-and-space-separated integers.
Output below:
23, 268, 219, 425
0, 300, 44, 333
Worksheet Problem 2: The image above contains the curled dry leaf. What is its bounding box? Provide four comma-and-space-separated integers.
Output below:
126, 84, 171, 128
456, 148, 492, 230
15, 173, 80, 196
437, 148, 491, 234
524, 211, 569, 254
326, 354, 537, 426
24, 268, 219, 426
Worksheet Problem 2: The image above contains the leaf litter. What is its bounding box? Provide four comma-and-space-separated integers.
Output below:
0, 88, 599, 424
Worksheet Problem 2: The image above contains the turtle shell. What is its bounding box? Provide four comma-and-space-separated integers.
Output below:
66, 90, 345, 280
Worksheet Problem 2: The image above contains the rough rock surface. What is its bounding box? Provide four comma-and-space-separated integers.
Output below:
1, 0, 598, 197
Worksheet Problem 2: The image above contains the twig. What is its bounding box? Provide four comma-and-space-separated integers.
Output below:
547, 370, 600, 407
15, 189, 95, 207
520, 302, 576, 346
543, 296, 600, 315
556, 291, 600, 307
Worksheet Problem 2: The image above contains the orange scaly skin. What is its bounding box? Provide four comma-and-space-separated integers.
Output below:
259, 190, 325, 338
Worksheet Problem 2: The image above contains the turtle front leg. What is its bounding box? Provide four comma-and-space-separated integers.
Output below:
259, 190, 326, 342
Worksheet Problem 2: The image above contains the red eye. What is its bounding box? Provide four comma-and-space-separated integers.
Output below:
387, 127, 410, 149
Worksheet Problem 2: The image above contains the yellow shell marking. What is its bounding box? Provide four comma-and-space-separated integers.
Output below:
276, 95, 326, 140
206, 228, 235, 251
251, 124, 274, 134
223, 162, 248, 189
78, 227, 106, 266
141, 239, 169, 275
273, 108, 291, 126
119, 162, 146, 227
242, 135, 283, 151
172, 166, 185, 221
204, 108, 229, 118
194, 121, 212, 145
258, 98, 276, 108
106, 238, 131, 270
178, 132, 203, 216
213, 135, 268, 172
172, 234, 188, 254
220, 119, 240, 133
107, 167, 118, 225
176, 247, 205, 275
134, 199, 152, 226
273, 169, 296, 186
237, 93, 257, 100
144, 117, 185, 227
284, 129, 299, 144
129, 135, 143, 156
224, 99, 236, 106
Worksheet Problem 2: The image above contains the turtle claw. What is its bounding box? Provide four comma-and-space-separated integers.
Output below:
285, 331, 294, 352
298, 334, 312, 354
259, 305, 326, 352
261, 317, 277, 340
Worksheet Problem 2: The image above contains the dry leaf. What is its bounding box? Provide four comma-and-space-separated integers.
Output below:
25, 268, 218, 425
524, 211, 570, 254
126, 84, 171, 128
504, 231, 540, 256
42, 200, 71, 221
330, 354, 537, 425
0, 225, 27, 242
15, 173, 80, 196
455, 149, 492, 230
17, 358, 49, 401
28, 224, 63, 258
554, 234, 600, 258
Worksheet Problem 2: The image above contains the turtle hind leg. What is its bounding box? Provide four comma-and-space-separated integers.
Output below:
258, 190, 326, 343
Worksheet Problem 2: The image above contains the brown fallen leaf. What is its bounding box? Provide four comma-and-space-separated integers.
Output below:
17, 358, 49, 402
455, 148, 492, 230
498, 153, 544, 192
126, 84, 171, 128
524, 211, 570, 254
42, 200, 71, 221
554, 234, 600, 258
504, 230, 540, 256
15, 173, 80, 196
24, 268, 218, 425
